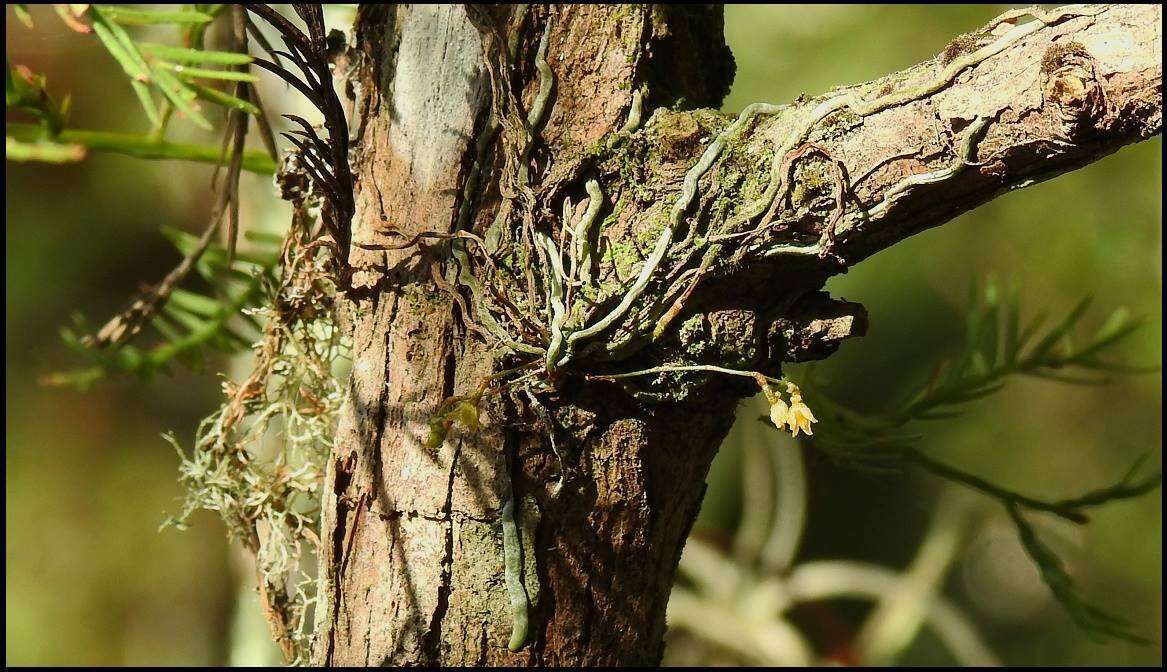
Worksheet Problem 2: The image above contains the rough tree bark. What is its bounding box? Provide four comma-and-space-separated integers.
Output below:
309, 4, 1161, 666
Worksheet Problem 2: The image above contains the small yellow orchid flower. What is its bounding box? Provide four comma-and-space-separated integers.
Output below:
758, 376, 818, 436
758, 380, 791, 431
786, 388, 817, 437
769, 396, 791, 431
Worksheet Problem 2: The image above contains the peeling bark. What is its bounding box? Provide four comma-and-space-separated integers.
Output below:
312, 4, 1161, 666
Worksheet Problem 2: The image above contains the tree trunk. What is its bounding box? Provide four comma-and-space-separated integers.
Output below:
310, 4, 1161, 665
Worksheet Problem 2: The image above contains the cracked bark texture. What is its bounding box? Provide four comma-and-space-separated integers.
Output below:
311, 4, 1161, 666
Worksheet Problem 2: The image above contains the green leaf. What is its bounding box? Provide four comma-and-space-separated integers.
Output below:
914, 409, 964, 421
1030, 296, 1093, 362
5, 60, 19, 106
58, 326, 88, 355
170, 288, 224, 317
244, 230, 286, 245
86, 6, 213, 130
129, 81, 163, 127
53, 5, 92, 33
149, 67, 212, 130
187, 82, 260, 115
89, 6, 152, 78
6, 59, 40, 106
1002, 283, 1021, 363
139, 43, 252, 65
170, 65, 259, 83
88, 6, 162, 124
1016, 309, 1048, 355
981, 294, 1001, 367
13, 4, 34, 28
59, 93, 73, 126
825, 281, 1155, 456
162, 303, 210, 333
937, 380, 1006, 404
1073, 309, 1144, 362
983, 274, 1000, 307
1051, 463, 1162, 511
7, 60, 67, 133
220, 326, 254, 350
40, 366, 107, 391
1026, 370, 1109, 386
970, 350, 990, 377
6, 123, 277, 173
1094, 307, 1131, 343
95, 6, 215, 25
150, 315, 183, 344
113, 345, 147, 374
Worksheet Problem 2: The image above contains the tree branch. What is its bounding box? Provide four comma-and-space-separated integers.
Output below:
505, 3, 1161, 376
772, 3, 1163, 266
705, 3, 1161, 268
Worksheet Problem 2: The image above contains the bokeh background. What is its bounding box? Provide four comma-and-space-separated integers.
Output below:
6, 4, 1161, 666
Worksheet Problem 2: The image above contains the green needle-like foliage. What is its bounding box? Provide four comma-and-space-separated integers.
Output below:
793, 277, 1161, 644
6, 4, 273, 169
6, 122, 275, 172
44, 230, 282, 391
14, 4, 287, 392
897, 277, 1155, 423
1008, 503, 1151, 644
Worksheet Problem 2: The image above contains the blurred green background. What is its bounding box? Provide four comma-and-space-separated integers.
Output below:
6, 4, 1161, 666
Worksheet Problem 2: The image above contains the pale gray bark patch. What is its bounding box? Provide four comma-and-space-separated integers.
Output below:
389, 5, 485, 189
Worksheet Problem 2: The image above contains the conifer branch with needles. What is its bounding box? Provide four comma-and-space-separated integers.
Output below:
792, 278, 1161, 643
